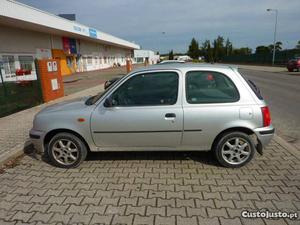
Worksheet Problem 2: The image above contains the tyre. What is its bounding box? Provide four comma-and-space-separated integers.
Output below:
288, 68, 293, 72
213, 132, 255, 168
47, 132, 87, 168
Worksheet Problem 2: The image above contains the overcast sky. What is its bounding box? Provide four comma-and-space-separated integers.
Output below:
19, 0, 300, 54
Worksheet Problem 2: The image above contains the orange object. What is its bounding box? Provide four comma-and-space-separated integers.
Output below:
126, 59, 132, 73
37, 59, 64, 103
77, 118, 85, 122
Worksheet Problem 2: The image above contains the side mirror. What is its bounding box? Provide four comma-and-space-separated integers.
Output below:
104, 97, 113, 107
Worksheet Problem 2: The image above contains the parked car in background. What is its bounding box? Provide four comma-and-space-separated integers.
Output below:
287, 57, 300, 72
159, 60, 185, 64
30, 64, 274, 168
104, 75, 124, 89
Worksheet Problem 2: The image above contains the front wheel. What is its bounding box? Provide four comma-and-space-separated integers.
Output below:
213, 132, 255, 168
47, 132, 87, 168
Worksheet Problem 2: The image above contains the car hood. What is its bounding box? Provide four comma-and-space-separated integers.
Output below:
39, 96, 90, 114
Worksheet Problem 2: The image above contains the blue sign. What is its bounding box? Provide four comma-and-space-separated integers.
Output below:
89, 28, 97, 38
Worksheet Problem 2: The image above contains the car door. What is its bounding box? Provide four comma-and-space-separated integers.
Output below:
91, 70, 183, 149
182, 70, 241, 150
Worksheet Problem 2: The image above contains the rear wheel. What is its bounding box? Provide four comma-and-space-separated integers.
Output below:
288, 68, 293, 72
47, 132, 87, 168
213, 132, 255, 168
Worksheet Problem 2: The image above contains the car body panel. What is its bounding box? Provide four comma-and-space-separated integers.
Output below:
30, 63, 274, 154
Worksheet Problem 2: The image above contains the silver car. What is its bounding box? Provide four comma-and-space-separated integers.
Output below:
30, 64, 274, 168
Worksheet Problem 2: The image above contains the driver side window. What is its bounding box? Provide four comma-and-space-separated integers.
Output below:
110, 71, 179, 107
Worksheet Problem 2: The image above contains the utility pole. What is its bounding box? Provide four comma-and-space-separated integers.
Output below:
267, 8, 278, 65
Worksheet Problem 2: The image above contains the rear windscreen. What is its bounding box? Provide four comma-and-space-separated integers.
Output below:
245, 78, 263, 100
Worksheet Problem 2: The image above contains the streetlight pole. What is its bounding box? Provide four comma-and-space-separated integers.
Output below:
267, 8, 278, 65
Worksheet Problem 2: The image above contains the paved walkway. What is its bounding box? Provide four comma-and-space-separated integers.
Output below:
0, 138, 299, 225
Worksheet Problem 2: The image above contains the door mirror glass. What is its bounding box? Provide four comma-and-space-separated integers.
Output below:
104, 97, 113, 107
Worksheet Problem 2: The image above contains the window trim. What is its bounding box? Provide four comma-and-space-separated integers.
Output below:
185, 70, 240, 104
103, 70, 180, 108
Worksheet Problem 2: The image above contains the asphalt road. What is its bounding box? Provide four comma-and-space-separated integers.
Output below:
240, 69, 300, 150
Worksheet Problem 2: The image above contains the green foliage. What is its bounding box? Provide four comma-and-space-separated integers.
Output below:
296, 40, 300, 49
168, 50, 174, 60
187, 38, 200, 59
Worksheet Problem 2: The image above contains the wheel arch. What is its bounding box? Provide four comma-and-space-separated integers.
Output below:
211, 126, 257, 151
44, 128, 91, 152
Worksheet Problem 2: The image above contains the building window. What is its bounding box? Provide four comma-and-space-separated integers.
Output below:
87, 57, 93, 65
18, 55, 34, 71
2, 55, 16, 74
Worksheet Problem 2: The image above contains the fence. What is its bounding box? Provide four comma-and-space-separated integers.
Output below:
222, 49, 300, 65
0, 59, 43, 117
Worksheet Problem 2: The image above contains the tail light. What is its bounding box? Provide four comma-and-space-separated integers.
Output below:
261, 106, 271, 127
297, 60, 300, 65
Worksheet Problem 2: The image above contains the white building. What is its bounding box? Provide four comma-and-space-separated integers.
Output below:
0, 0, 140, 79
134, 50, 160, 65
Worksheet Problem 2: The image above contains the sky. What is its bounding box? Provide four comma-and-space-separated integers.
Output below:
18, 0, 300, 54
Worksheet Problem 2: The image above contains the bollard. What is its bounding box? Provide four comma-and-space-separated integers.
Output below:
126, 59, 132, 73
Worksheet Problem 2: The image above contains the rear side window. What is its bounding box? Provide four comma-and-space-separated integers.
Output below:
186, 71, 240, 104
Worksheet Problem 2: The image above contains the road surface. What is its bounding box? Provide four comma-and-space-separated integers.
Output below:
240, 69, 300, 150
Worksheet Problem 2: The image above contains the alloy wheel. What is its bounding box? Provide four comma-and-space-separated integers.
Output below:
52, 139, 79, 166
221, 137, 251, 165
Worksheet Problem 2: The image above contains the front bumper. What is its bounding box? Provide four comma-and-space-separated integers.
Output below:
29, 129, 46, 153
254, 125, 275, 147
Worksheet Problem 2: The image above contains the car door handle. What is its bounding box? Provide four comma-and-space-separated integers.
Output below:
165, 113, 176, 118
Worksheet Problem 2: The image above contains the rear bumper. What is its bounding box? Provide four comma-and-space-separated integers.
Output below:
254, 126, 275, 147
29, 129, 45, 153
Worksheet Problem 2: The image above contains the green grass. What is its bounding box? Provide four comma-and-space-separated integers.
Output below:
0, 81, 43, 118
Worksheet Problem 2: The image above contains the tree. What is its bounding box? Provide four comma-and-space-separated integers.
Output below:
168, 50, 174, 60
201, 40, 213, 62
296, 40, 300, 49
225, 38, 233, 56
212, 35, 225, 62
268, 41, 283, 53
187, 38, 200, 59
255, 45, 270, 54
232, 47, 252, 55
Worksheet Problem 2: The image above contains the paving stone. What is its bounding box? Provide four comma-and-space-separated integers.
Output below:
195, 199, 215, 208
90, 214, 113, 225
69, 214, 92, 224
81, 196, 102, 205
220, 217, 243, 225
176, 216, 198, 225
186, 207, 207, 217
105, 205, 126, 215
138, 198, 156, 207
29, 212, 53, 223
155, 215, 176, 225
11, 211, 34, 223
207, 207, 228, 218
166, 207, 186, 217
66, 204, 88, 214
112, 214, 134, 225
11, 203, 34, 212
47, 204, 69, 214
29, 204, 51, 213
125, 205, 146, 216
197, 217, 220, 225
146, 206, 166, 216
133, 215, 154, 225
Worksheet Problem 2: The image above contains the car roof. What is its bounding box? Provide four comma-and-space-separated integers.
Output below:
131, 63, 238, 73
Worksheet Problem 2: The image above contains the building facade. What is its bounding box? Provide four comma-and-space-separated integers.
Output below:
134, 50, 160, 65
0, 0, 140, 81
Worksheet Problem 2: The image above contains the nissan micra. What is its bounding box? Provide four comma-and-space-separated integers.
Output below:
30, 64, 274, 168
